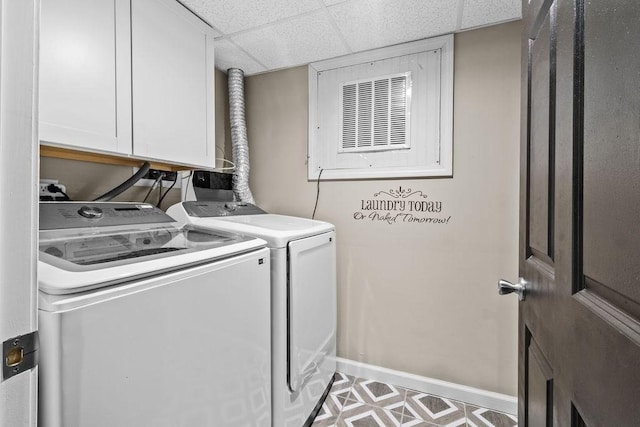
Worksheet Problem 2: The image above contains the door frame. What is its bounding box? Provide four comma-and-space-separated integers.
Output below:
0, 0, 40, 425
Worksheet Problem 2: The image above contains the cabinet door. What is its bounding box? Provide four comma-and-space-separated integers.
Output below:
39, 0, 132, 155
131, 0, 215, 168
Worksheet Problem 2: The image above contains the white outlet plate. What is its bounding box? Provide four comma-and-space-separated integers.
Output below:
40, 178, 58, 193
40, 179, 67, 199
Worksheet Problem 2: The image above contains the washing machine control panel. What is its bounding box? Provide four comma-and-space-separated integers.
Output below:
182, 201, 266, 217
40, 202, 175, 230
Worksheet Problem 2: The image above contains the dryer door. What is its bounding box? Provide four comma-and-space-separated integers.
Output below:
287, 231, 337, 393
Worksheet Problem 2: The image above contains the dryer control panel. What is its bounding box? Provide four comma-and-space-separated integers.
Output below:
182, 201, 266, 218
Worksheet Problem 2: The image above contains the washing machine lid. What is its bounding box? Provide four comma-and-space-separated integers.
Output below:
39, 202, 266, 295
39, 224, 265, 295
168, 202, 335, 248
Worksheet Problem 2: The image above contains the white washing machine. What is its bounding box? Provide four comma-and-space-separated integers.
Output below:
168, 201, 337, 427
38, 202, 271, 427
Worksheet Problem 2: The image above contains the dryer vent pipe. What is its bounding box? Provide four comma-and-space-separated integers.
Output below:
227, 68, 255, 204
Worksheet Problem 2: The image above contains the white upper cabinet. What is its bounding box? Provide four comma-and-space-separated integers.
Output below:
131, 0, 215, 168
40, 0, 132, 155
40, 0, 216, 169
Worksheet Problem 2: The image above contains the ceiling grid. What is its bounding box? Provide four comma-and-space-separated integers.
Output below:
179, 0, 522, 75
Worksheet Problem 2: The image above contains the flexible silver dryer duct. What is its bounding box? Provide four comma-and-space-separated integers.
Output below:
227, 68, 255, 204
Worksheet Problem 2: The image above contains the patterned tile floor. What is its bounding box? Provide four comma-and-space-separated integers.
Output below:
312, 373, 517, 427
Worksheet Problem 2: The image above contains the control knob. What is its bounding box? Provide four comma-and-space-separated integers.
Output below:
78, 205, 103, 219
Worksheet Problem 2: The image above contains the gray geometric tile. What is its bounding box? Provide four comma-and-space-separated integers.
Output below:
312, 401, 340, 427
321, 372, 353, 410
311, 374, 515, 427
312, 372, 356, 427
465, 405, 517, 427
402, 391, 466, 426
332, 372, 356, 394
337, 402, 403, 427
334, 388, 368, 412
398, 414, 439, 426
348, 378, 407, 414
334, 391, 352, 407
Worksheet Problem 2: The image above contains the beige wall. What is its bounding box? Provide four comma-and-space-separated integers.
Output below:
245, 21, 522, 396
40, 69, 230, 207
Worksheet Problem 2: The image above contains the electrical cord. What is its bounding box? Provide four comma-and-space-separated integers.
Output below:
182, 171, 194, 200
157, 176, 177, 208
215, 157, 236, 171
47, 184, 71, 201
142, 175, 162, 203
312, 168, 324, 220
215, 146, 236, 171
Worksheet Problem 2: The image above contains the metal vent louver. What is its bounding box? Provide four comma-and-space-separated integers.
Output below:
340, 72, 411, 152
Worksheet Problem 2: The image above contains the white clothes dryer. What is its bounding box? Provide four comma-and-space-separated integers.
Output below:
168, 201, 337, 427
38, 202, 271, 427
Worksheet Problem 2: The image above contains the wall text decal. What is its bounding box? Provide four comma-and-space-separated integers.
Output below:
354, 186, 451, 225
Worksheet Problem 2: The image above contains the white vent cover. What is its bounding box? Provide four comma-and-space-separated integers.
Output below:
339, 72, 412, 153
309, 35, 454, 180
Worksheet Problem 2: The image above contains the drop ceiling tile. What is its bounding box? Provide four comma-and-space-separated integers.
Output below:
180, 0, 322, 35
177, 0, 222, 36
231, 10, 350, 70
214, 39, 266, 76
328, 0, 459, 52
461, 0, 521, 29
321, 0, 350, 5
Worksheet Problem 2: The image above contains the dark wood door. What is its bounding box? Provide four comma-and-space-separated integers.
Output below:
519, 0, 640, 425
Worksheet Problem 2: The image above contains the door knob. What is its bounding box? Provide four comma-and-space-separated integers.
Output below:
498, 278, 526, 301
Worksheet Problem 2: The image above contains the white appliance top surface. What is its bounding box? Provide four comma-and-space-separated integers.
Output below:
218, 214, 331, 231
187, 215, 334, 248
39, 230, 266, 295
38, 202, 266, 295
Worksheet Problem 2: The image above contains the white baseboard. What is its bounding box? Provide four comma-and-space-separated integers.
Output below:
336, 357, 517, 415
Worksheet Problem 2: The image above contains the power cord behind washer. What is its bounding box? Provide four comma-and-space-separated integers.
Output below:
46, 184, 71, 201
312, 168, 324, 220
